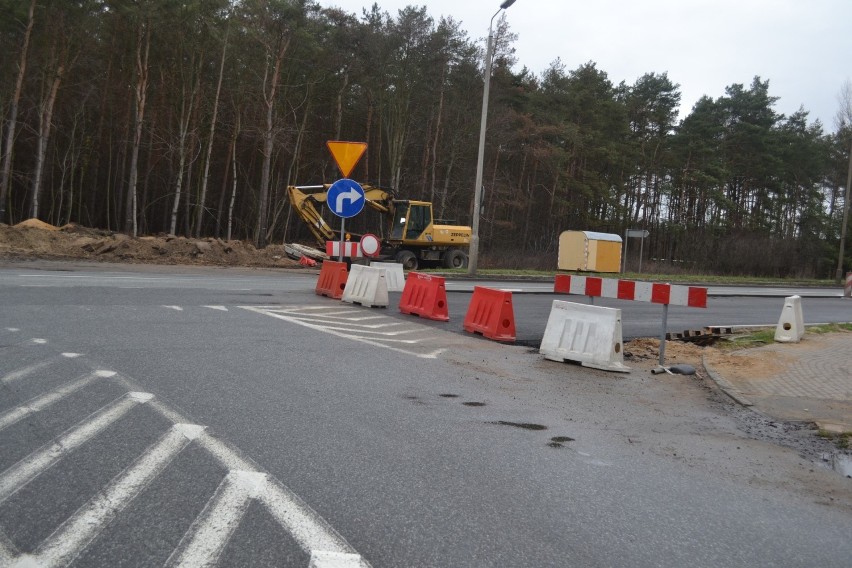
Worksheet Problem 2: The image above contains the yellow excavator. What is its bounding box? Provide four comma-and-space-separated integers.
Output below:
287, 184, 471, 270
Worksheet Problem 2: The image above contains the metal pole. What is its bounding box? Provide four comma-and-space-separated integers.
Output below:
638, 235, 644, 274
836, 139, 852, 283
338, 218, 345, 262
469, 1, 516, 275
658, 303, 669, 366
622, 229, 628, 273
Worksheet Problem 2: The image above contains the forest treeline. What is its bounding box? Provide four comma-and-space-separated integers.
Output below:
1, 0, 850, 277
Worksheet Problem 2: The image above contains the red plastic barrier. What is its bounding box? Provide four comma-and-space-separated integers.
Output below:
399, 272, 449, 321
315, 260, 348, 299
463, 286, 516, 342
299, 255, 317, 267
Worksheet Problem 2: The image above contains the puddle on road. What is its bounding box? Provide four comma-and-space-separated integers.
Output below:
462, 402, 486, 407
493, 421, 547, 431
547, 436, 575, 449
823, 453, 852, 478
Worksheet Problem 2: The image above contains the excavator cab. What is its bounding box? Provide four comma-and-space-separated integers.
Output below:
390, 201, 432, 241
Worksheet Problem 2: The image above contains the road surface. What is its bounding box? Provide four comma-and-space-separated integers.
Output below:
1, 262, 850, 567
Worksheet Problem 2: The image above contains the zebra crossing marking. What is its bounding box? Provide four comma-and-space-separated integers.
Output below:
13, 424, 205, 568
241, 305, 447, 359
0, 392, 154, 503
0, 345, 371, 567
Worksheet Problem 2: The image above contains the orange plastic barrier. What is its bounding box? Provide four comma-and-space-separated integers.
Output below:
463, 286, 516, 342
315, 260, 348, 299
399, 272, 449, 321
299, 255, 317, 267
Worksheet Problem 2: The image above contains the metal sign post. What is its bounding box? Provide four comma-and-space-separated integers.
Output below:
327, 178, 366, 262
325, 141, 368, 263
624, 229, 650, 273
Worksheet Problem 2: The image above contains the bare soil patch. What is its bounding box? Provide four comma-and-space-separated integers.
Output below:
0, 220, 301, 269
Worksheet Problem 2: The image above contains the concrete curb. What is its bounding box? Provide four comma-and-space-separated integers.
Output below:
701, 355, 754, 407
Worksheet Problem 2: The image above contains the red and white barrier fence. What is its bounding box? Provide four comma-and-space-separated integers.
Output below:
845, 272, 851, 299
554, 275, 707, 308
554, 274, 709, 366
326, 240, 362, 259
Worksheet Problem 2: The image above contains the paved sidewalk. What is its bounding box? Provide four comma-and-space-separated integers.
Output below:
703, 332, 852, 432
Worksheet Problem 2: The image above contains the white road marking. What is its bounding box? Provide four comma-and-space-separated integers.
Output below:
166, 470, 263, 567
1, 360, 54, 385
0, 392, 154, 503
0, 372, 106, 432
203, 305, 228, 311
163, 306, 184, 311
6, 328, 20, 332
192, 431, 365, 562
309, 550, 371, 568
298, 324, 419, 337
0, 533, 18, 565
31, 339, 47, 344
18, 424, 205, 568
61, 353, 81, 358
242, 306, 447, 360
1, 362, 372, 567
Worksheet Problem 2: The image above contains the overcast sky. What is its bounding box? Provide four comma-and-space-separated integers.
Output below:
317, 0, 851, 132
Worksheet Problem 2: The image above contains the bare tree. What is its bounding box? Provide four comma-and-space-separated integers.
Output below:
0, 0, 36, 224
125, 14, 151, 237
195, 21, 230, 238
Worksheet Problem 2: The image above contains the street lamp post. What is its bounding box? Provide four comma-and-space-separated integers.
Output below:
468, 0, 516, 275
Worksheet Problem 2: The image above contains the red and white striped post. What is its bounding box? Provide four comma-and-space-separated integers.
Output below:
845, 272, 852, 298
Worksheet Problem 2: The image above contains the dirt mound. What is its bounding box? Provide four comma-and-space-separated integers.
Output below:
0, 222, 301, 269
15, 218, 58, 230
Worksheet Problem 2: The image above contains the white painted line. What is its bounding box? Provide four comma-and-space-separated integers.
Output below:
0, 533, 18, 565
1, 360, 54, 385
259, 478, 362, 556
163, 306, 184, 311
24, 424, 205, 568
31, 339, 47, 344
269, 306, 386, 321
0, 372, 105, 432
62, 353, 82, 358
166, 470, 261, 568
0, 392, 154, 504
300, 325, 418, 336
192, 434, 369, 563
203, 305, 228, 311
282, 315, 407, 330
6, 328, 20, 332
309, 550, 371, 568
241, 306, 445, 359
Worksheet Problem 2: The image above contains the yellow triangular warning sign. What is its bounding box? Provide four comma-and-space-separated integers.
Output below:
326, 141, 367, 178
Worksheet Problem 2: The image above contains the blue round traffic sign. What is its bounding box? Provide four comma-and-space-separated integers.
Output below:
327, 178, 365, 219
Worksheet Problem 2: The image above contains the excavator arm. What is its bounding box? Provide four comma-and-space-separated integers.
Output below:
287, 184, 396, 246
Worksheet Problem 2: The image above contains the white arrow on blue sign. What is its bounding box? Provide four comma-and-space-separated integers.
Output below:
327, 178, 365, 218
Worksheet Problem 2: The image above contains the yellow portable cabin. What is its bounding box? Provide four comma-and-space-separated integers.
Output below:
558, 230, 623, 273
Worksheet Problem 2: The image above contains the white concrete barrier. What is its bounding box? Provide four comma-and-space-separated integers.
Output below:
774, 295, 804, 343
369, 262, 406, 292
539, 300, 630, 373
341, 265, 388, 308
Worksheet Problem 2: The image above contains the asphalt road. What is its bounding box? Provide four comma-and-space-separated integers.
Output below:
1, 262, 851, 567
